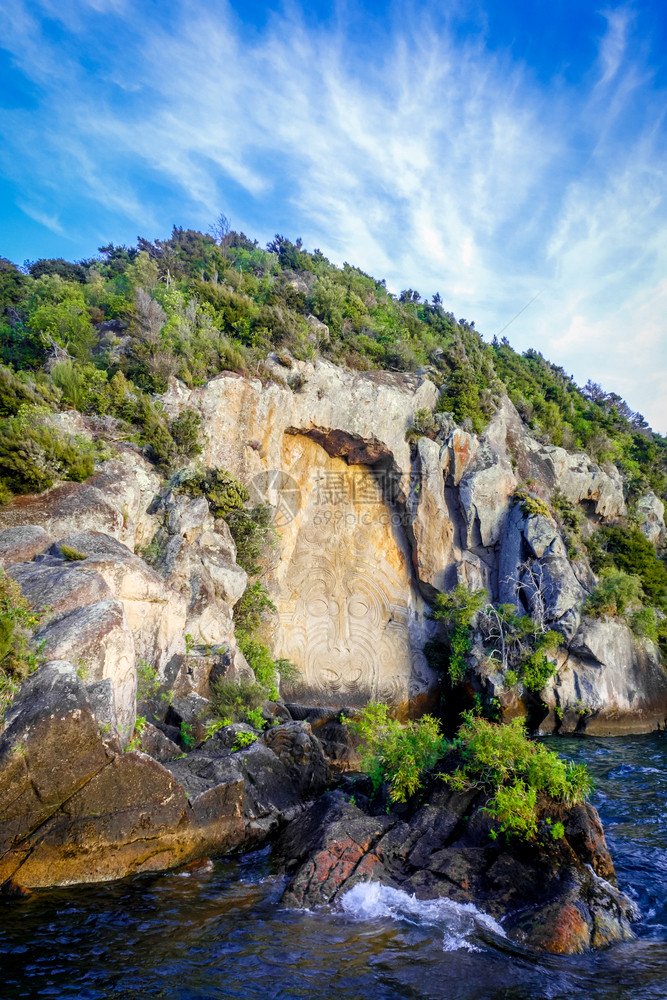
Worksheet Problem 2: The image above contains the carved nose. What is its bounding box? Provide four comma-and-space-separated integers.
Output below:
329, 598, 350, 645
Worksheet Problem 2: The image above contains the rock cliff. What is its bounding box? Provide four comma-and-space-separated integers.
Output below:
0, 355, 663, 950
0, 356, 663, 736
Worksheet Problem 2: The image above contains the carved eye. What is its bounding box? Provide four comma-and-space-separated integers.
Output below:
347, 597, 369, 619
306, 597, 329, 618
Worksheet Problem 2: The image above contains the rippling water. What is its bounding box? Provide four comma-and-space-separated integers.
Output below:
1, 732, 666, 1000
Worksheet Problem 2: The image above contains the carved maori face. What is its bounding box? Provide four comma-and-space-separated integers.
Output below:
279, 522, 412, 701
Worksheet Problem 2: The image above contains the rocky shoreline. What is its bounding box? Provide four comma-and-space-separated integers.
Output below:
0, 657, 638, 954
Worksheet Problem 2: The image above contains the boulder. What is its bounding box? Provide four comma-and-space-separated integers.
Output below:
50, 530, 187, 674
86, 454, 161, 550
545, 618, 667, 735
166, 720, 329, 840
135, 721, 181, 763
0, 661, 113, 873
0, 662, 329, 890
8, 561, 113, 626
636, 492, 666, 547
0, 525, 52, 569
277, 784, 637, 955
0, 483, 124, 540
35, 600, 136, 740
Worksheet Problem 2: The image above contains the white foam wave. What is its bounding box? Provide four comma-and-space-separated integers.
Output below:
339, 882, 506, 953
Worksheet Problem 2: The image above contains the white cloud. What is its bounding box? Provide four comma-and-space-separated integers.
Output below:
1, 1, 666, 429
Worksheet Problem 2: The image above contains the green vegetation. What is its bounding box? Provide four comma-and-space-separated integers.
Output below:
232, 730, 259, 751
59, 544, 87, 562
582, 524, 667, 651
520, 632, 563, 692
405, 407, 438, 442
346, 702, 447, 803
209, 677, 267, 725
429, 585, 562, 693
587, 525, 667, 606
584, 570, 644, 618
430, 585, 487, 683
176, 468, 249, 519
0, 413, 94, 501
136, 660, 163, 703
443, 713, 592, 841
2, 225, 665, 509
512, 485, 551, 520
236, 633, 280, 700
125, 714, 147, 752
203, 717, 230, 739
0, 570, 43, 721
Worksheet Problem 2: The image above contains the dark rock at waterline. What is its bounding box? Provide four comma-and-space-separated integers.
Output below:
0, 661, 329, 890
276, 783, 638, 955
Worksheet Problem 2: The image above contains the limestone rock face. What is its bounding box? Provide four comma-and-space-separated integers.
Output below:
36, 600, 136, 739
272, 434, 434, 710
161, 364, 441, 711
0, 484, 125, 541
8, 560, 114, 626
0, 526, 52, 568
49, 530, 187, 676
636, 492, 666, 547
544, 619, 667, 735
0, 662, 329, 890
158, 370, 634, 717
86, 454, 161, 550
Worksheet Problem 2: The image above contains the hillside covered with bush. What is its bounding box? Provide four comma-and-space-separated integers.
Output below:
0, 222, 666, 506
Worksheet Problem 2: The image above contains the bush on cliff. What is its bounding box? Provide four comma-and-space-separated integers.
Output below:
0, 416, 94, 500
587, 525, 667, 606
443, 713, 593, 841
346, 702, 447, 803
0, 571, 43, 720
210, 678, 267, 725
177, 468, 249, 518
430, 585, 487, 683
584, 569, 644, 618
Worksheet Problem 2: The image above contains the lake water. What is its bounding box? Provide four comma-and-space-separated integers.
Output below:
1, 732, 665, 1000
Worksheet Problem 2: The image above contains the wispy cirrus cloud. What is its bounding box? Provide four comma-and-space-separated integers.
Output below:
0, 0, 665, 428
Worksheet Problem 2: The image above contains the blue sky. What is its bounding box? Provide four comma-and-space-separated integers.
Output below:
1, 0, 666, 430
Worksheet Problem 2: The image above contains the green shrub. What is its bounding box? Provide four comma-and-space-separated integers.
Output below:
0, 415, 94, 496
442, 714, 593, 841
177, 468, 249, 519
584, 569, 644, 618
233, 581, 276, 632
0, 570, 44, 720
136, 660, 162, 702
520, 631, 562, 692
236, 632, 279, 699
245, 706, 266, 730
59, 544, 87, 562
430, 585, 487, 683
512, 485, 551, 519
588, 525, 667, 606
170, 409, 202, 458
209, 677, 266, 723
232, 730, 258, 751
406, 407, 438, 442
226, 503, 275, 575
630, 605, 667, 644
346, 702, 447, 803
125, 715, 147, 752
